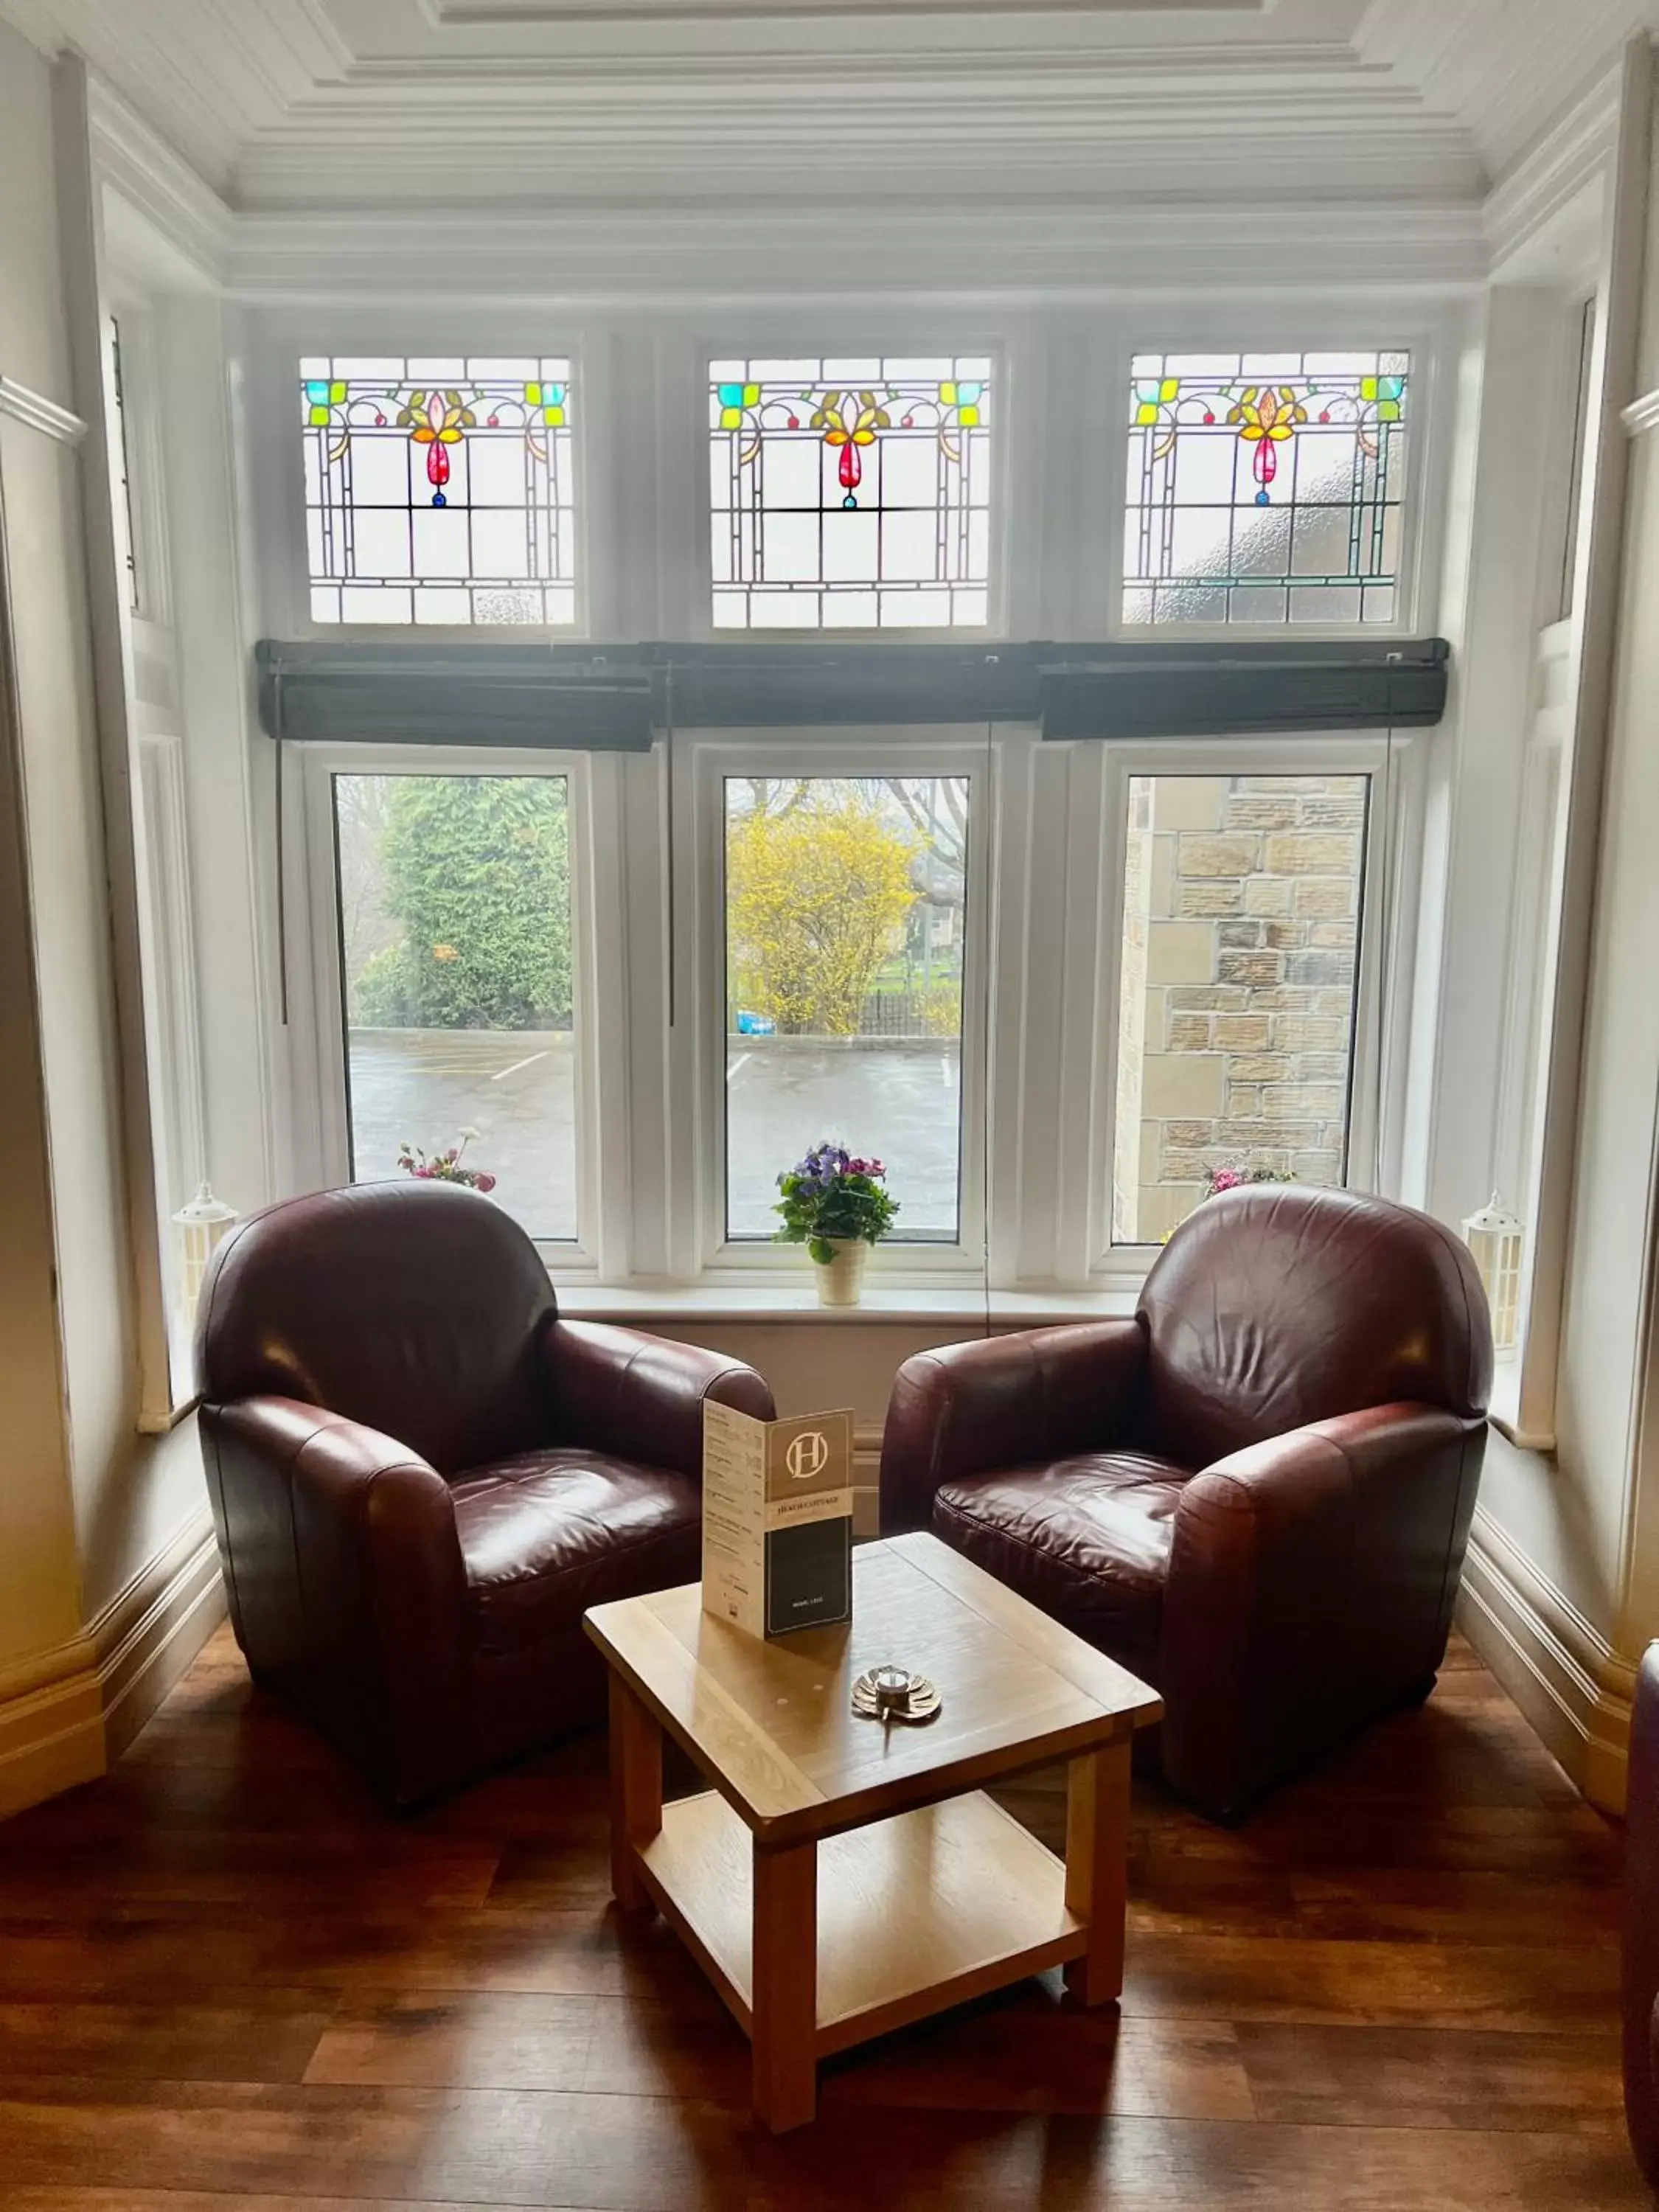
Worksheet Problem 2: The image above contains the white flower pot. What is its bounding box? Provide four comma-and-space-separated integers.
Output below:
813, 1237, 869, 1308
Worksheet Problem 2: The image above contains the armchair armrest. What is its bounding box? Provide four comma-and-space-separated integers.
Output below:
540, 1318, 773, 1481
879, 1319, 1149, 1534
201, 1396, 470, 1805
1160, 1401, 1484, 1819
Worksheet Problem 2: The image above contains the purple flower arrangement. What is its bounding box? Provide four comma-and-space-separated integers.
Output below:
775, 1141, 899, 1265
397, 1127, 497, 1194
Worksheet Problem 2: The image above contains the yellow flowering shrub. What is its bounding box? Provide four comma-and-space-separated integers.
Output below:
727, 793, 919, 1035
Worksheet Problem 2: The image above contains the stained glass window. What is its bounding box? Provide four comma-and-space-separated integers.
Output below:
1124, 350, 1409, 626
301, 356, 577, 626
709, 355, 992, 629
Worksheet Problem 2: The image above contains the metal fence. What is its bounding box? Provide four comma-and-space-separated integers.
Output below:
729, 987, 962, 1042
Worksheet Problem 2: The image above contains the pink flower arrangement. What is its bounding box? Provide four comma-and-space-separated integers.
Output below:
1204, 1164, 1294, 1199
397, 1127, 497, 1194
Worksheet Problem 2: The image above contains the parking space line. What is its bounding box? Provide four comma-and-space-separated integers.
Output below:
493, 1051, 550, 1082
727, 1054, 750, 1084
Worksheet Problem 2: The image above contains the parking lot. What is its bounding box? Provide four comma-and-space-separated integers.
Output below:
346, 1029, 961, 1245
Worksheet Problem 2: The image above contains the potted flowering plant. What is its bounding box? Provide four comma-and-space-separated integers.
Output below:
397, 1127, 498, 1194
1203, 1165, 1294, 1200
775, 1142, 899, 1307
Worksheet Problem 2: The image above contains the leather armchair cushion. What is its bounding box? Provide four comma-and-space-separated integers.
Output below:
451, 1447, 701, 1655
932, 1449, 1191, 1680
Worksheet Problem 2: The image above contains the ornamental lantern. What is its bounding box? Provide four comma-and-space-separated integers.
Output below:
173, 1183, 238, 1323
1461, 1192, 1523, 1353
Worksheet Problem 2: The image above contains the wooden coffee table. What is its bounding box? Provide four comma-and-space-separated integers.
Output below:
583, 1531, 1162, 2131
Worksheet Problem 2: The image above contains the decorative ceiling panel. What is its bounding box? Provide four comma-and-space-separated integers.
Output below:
0, 0, 1651, 216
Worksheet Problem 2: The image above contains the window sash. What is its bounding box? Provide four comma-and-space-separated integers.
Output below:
1067, 731, 1422, 1284
285, 724, 1422, 1295
290, 741, 609, 1271
1096, 323, 1443, 646
679, 728, 996, 1279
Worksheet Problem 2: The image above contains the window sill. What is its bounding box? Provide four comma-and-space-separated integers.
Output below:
549, 1281, 1140, 1326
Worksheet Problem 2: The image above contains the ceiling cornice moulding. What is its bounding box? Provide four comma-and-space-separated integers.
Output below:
1484, 60, 1623, 273
230, 143, 1481, 218
86, 74, 234, 288
225, 199, 1487, 302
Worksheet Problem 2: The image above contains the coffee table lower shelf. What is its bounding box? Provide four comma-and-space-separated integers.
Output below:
636, 1785, 1087, 2060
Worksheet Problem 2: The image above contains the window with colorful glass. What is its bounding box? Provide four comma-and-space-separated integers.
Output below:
301, 356, 576, 626
1124, 351, 1409, 626
709, 355, 992, 629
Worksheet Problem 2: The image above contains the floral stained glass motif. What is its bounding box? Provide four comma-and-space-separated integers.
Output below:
301, 355, 576, 626
1124, 351, 1409, 627
710, 355, 993, 629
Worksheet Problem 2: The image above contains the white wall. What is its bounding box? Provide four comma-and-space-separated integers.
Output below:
0, 20, 95, 1686
0, 20, 220, 1817
1451, 49, 1659, 1809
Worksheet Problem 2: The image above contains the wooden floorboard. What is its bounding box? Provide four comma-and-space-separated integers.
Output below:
0, 1626, 1641, 2211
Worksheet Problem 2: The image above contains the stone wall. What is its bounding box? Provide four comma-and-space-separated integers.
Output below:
1113, 773, 1366, 1243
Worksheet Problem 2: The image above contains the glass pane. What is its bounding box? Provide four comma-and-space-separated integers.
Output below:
108, 315, 139, 614
1124, 349, 1408, 627
333, 773, 578, 1242
709, 357, 992, 630
1110, 772, 1368, 1246
724, 776, 968, 1241
300, 356, 577, 627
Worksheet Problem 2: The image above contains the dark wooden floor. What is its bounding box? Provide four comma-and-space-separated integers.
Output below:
0, 1625, 1642, 2210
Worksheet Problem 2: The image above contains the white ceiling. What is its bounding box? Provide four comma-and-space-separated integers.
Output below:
1, 0, 1654, 215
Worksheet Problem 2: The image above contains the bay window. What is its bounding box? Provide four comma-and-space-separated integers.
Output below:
268, 314, 1445, 1302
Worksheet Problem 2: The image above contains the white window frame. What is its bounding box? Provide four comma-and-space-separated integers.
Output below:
251, 307, 1458, 1306
1099, 312, 1458, 645
1054, 731, 1426, 1288
106, 304, 173, 633
661, 324, 1031, 643
284, 740, 616, 1278
236, 308, 1461, 656
673, 725, 999, 1283
84, 254, 213, 1419
244, 315, 603, 644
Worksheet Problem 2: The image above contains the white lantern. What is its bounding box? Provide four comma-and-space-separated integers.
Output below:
173, 1183, 238, 1323
1461, 1192, 1523, 1353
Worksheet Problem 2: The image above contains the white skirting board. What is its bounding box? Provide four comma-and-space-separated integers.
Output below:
1455, 1504, 1635, 1814
0, 1510, 225, 1820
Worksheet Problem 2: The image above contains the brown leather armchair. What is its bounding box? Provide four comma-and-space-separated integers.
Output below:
880, 1184, 1492, 1820
1625, 1644, 1659, 2194
196, 1180, 773, 1806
